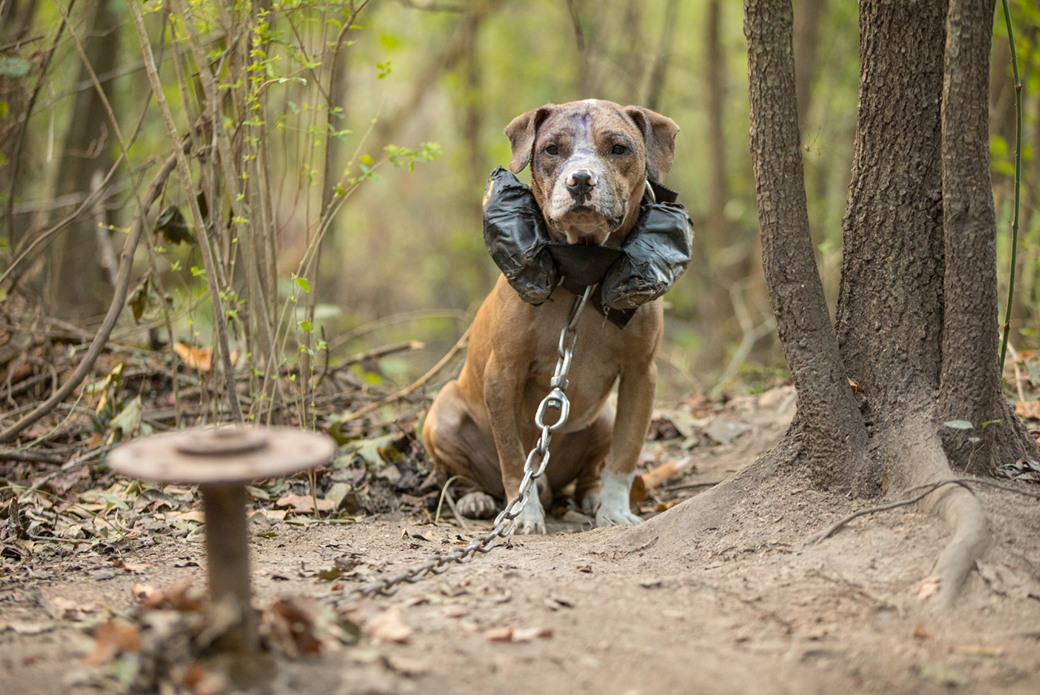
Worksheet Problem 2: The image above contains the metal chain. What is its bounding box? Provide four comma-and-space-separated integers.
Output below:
355, 285, 593, 597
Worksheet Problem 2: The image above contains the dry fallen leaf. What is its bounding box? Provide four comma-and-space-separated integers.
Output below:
443, 605, 469, 619
913, 622, 931, 639
485, 626, 513, 642
369, 605, 412, 643
132, 582, 163, 608
276, 494, 336, 513
640, 457, 694, 490
512, 626, 553, 642
1015, 400, 1040, 420
917, 576, 940, 600
84, 619, 141, 666
173, 343, 213, 372
268, 598, 323, 656
629, 475, 647, 505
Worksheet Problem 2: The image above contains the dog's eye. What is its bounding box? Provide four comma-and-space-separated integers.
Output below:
545, 144, 559, 155
611, 144, 628, 155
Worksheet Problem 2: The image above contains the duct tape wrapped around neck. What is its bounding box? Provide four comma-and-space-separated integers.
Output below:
481, 166, 694, 328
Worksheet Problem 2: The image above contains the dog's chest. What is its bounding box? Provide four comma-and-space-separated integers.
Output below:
522, 302, 628, 427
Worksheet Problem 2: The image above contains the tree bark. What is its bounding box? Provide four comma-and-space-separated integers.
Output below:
834, 0, 947, 446
937, 0, 1000, 468
744, 0, 872, 492
938, 0, 1039, 471
47, 0, 119, 320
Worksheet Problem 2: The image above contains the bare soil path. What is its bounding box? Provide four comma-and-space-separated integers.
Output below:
3, 391, 1039, 694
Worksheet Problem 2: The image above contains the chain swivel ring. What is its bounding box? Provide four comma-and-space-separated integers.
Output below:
354, 285, 594, 597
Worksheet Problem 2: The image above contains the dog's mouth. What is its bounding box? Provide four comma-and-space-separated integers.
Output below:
547, 205, 626, 245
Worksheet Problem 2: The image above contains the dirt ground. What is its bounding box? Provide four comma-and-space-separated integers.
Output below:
3, 389, 1040, 694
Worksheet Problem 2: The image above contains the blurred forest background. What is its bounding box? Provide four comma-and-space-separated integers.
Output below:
1, 0, 1039, 427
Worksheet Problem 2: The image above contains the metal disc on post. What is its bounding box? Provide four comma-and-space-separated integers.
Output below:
108, 426, 336, 653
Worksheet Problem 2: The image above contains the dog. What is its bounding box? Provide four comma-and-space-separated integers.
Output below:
422, 99, 679, 533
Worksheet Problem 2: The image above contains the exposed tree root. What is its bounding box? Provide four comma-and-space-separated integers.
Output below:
879, 420, 990, 610
604, 416, 1007, 612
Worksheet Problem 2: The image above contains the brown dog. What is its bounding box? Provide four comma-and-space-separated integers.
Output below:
422, 99, 679, 533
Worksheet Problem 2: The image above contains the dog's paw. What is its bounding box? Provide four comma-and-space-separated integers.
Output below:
595, 505, 643, 527
456, 491, 497, 519
593, 469, 642, 528
513, 497, 547, 535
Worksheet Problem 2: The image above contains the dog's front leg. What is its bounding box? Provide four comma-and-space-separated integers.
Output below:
594, 360, 657, 527
484, 352, 546, 534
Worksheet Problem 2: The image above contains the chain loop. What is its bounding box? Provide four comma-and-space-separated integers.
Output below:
354, 285, 593, 597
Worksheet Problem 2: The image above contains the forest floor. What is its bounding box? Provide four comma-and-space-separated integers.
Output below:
3, 384, 1040, 694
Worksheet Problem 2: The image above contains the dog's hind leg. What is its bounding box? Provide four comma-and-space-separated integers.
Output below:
423, 381, 504, 505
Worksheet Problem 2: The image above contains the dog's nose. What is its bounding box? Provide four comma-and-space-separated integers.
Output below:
566, 169, 596, 203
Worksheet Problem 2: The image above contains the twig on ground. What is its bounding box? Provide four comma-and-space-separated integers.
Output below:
0, 449, 64, 464
442, 487, 472, 532
663, 480, 722, 492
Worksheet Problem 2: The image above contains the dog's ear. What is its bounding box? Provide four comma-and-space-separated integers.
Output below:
623, 106, 679, 182
505, 105, 554, 174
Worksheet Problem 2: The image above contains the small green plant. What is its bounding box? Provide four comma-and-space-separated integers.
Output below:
943, 419, 1003, 473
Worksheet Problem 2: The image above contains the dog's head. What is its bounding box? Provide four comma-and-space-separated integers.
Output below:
505, 99, 678, 246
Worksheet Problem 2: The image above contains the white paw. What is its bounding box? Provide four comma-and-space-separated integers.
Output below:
457, 491, 497, 519
596, 505, 643, 527
513, 496, 547, 534
594, 469, 642, 528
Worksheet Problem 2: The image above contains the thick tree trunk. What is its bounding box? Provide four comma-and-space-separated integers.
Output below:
938, 0, 1039, 471
47, 0, 119, 320
611, 0, 1038, 615
833, 0, 948, 486
937, 0, 1000, 468
744, 0, 873, 492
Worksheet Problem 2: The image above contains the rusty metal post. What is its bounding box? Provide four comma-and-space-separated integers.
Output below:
108, 426, 335, 654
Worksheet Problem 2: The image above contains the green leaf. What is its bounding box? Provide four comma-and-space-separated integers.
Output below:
0, 57, 30, 77
943, 420, 974, 430
295, 276, 311, 293
99, 492, 130, 511
299, 320, 313, 332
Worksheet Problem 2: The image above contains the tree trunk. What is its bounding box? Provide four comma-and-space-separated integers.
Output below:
644, 0, 679, 112
793, 0, 825, 128
833, 0, 948, 489
705, 0, 728, 247
744, 0, 872, 492
613, 0, 1040, 612
47, 0, 119, 320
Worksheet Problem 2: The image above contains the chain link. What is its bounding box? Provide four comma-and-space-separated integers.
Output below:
354, 285, 593, 597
